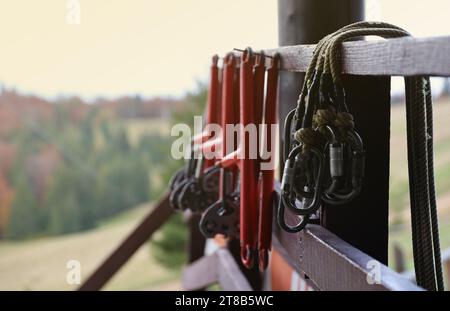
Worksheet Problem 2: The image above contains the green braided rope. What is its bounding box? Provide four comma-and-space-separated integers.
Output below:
327, 28, 409, 84
294, 22, 410, 124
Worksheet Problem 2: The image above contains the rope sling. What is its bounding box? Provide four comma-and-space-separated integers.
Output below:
278, 21, 443, 291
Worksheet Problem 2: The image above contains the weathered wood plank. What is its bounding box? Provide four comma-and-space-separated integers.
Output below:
272, 183, 422, 291
263, 36, 450, 76
182, 251, 218, 291
182, 248, 252, 291
217, 249, 253, 291
272, 222, 422, 291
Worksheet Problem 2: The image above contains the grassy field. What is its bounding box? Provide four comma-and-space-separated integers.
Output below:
0, 203, 181, 291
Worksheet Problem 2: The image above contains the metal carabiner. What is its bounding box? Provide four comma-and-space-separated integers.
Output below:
319, 125, 345, 196
177, 156, 219, 212
322, 129, 365, 204
347, 130, 365, 189
280, 144, 325, 216
175, 55, 222, 212
277, 194, 310, 233
169, 147, 198, 210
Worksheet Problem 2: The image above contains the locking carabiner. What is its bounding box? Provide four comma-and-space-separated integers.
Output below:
280, 143, 325, 216
169, 147, 197, 210
277, 196, 310, 233
322, 129, 365, 204
318, 125, 345, 196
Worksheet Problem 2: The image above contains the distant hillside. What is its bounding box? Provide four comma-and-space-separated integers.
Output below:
0, 89, 181, 238
0, 91, 54, 135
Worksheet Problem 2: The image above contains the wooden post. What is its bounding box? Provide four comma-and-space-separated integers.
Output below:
277, 0, 365, 175
321, 76, 391, 265
185, 213, 206, 290
393, 244, 406, 273
278, 0, 390, 265
186, 213, 206, 263
277, 0, 390, 266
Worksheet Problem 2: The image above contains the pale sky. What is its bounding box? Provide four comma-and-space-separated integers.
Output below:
0, 0, 448, 100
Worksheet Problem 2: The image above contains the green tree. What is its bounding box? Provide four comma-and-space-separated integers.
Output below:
46, 168, 83, 234
6, 176, 44, 239
151, 213, 187, 268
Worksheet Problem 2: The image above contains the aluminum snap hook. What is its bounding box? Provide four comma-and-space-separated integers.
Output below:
280, 144, 325, 216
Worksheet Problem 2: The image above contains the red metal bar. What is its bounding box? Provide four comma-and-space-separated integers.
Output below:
204, 55, 221, 168
240, 48, 257, 268
253, 53, 266, 130
258, 55, 280, 271
219, 53, 238, 197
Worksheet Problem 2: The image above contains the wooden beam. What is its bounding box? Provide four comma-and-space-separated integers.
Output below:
272, 219, 422, 291
182, 248, 252, 291
182, 251, 218, 290
272, 183, 422, 291
264, 36, 450, 76
78, 193, 173, 291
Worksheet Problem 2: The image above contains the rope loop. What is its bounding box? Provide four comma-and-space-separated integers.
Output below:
313, 108, 336, 128
294, 127, 319, 145
334, 111, 354, 132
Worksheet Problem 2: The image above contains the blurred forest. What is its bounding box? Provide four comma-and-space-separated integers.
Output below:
0, 84, 207, 290
0, 88, 185, 240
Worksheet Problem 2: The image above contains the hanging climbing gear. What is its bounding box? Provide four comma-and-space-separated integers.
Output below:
197, 49, 279, 271
200, 53, 240, 239
167, 22, 443, 290
257, 53, 279, 270
239, 48, 260, 269
277, 21, 443, 291
170, 55, 221, 212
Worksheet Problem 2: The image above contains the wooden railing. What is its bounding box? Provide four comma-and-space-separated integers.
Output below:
182, 185, 423, 291
80, 35, 450, 291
